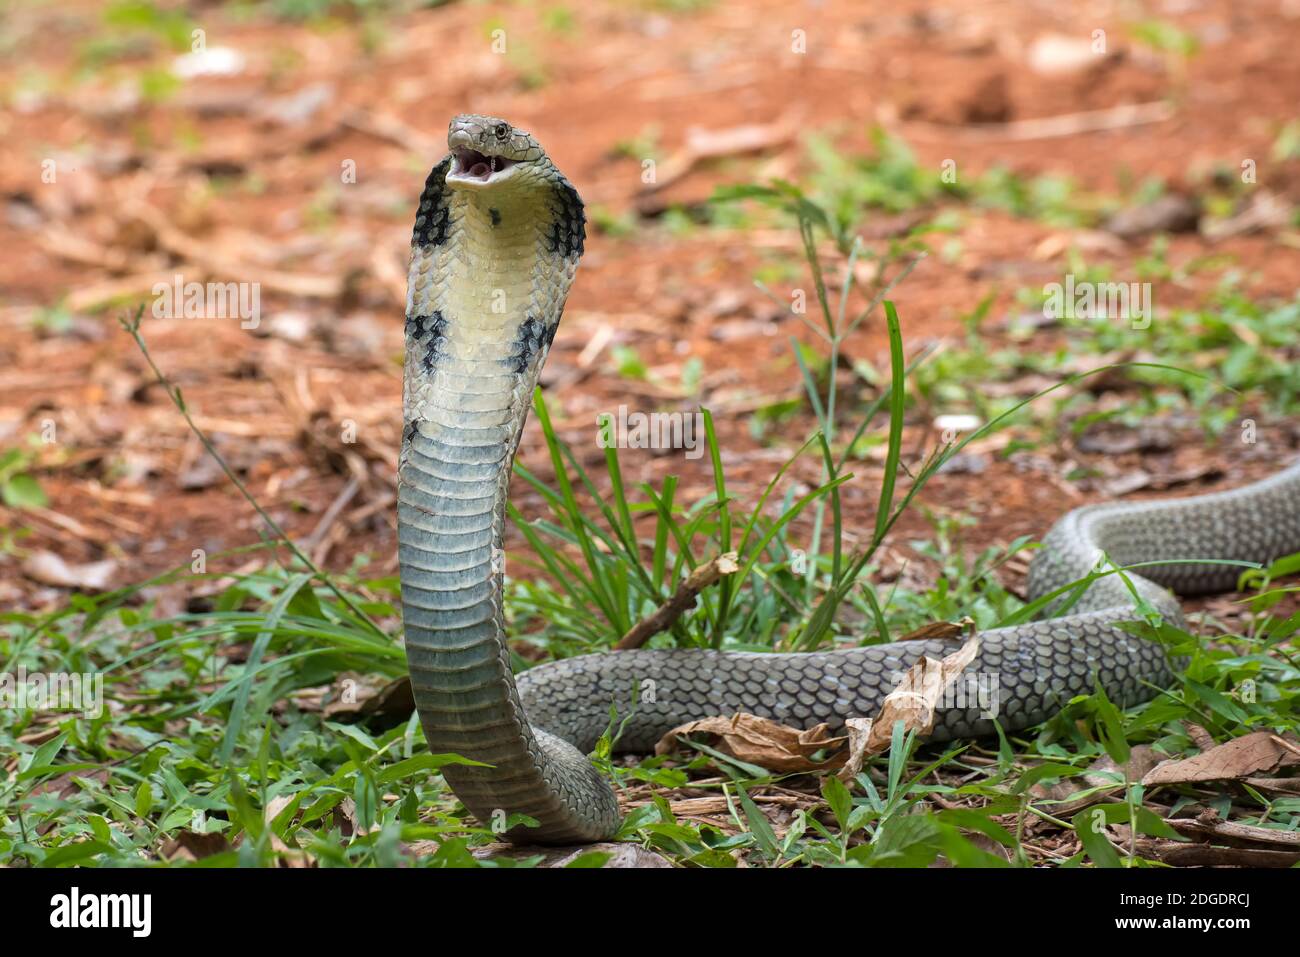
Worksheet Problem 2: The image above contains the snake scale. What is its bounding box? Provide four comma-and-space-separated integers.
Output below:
398, 114, 1300, 844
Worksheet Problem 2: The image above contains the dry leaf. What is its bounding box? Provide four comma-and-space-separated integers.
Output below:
861, 636, 981, 754
466, 841, 673, 868
160, 830, 232, 862
320, 672, 414, 721
654, 712, 844, 772
21, 550, 118, 591
1142, 731, 1300, 786
836, 717, 876, 782
655, 638, 984, 777
549, 843, 673, 868
898, 617, 973, 643
263, 794, 312, 866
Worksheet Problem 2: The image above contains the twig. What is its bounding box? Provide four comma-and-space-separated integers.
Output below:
302, 476, 361, 560
1270, 735, 1300, 757
1166, 815, 1300, 848
1133, 838, 1300, 868
341, 108, 440, 156
117, 306, 387, 639
125, 201, 343, 299
636, 112, 802, 199
894, 100, 1175, 143
615, 552, 739, 650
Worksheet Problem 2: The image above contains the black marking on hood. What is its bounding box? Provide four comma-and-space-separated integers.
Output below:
412, 157, 452, 248
504, 315, 558, 374
489, 207, 501, 227
402, 421, 419, 447
545, 175, 585, 259
407, 311, 448, 374
406, 309, 436, 341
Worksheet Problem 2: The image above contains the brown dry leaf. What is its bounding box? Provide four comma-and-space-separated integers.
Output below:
1104, 193, 1200, 239
897, 617, 973, 643
160, 830, 232, 862
319, 672, 414, 722
21, 550, 118, 590
656, 639, 983, 776
654, 712, 845, 773
465, 841, 673, 868
1032, 229, 1126, 260
263, 794, 312, 866
29, 767, 111, 835
1201, 190, 1293, 240
861, 636, 981, 754
334, 797, 361, 838
835, 717, 876, 782
1141, 731, 1300, 786
548, 843, 673, 868
1183, 721, 1217, 751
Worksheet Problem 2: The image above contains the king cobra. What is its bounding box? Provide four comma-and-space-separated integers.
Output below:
398, 114, 1300, 844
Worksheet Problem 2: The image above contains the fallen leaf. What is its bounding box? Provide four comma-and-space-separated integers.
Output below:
654, 712, 845, 773
1183, 721, 1216, 751
467, 841, 673, 868
835, 717, 876, 782
160, 830, 232, 862
264, 794, 312, 867
319, 672, 414, 722
1100, 470, 1156, 497
861, 636, 981, 754
1141, 731, 1300, 786
1025, 33, 1103, 75
550, 843, 673, 868
1075, 423, 1175, 455
1104, 194, 1200, 239
21, 550, 118, 591
898, 617, 973, 643
1201, 190, 1293, 240
654, 638, 982, 778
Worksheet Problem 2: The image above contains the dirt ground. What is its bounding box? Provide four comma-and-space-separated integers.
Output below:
2, 0, 1299, 618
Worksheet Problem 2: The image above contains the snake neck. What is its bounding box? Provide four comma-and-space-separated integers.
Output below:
398, 153, 614, 842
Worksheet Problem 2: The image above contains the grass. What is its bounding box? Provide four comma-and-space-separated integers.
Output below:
4, 174, 1299, 869
908, 273, 1300, 444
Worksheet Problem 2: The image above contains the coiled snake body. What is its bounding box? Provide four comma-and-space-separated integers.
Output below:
399, 115, 1300, 844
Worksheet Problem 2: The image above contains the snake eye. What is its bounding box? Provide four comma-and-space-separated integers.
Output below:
494, 123, 510, 141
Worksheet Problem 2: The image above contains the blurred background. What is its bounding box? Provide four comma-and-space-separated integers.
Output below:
2, 0, 1299, 616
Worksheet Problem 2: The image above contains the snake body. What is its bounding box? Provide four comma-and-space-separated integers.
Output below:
399, 115, 1300, 845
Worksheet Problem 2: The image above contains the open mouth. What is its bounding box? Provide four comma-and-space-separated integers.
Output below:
449, 148, 517, 185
